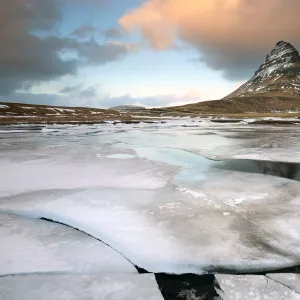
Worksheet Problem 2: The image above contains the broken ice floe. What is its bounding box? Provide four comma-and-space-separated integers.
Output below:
266, 273, 300, 294
1, 122, 300, 275
0, 213, 136, 276
1, 177, 300, 274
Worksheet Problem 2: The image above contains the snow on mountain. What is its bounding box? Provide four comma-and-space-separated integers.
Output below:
224, 41, 300, 99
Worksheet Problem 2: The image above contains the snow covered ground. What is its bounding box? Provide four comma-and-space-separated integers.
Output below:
1, 120, 300, 279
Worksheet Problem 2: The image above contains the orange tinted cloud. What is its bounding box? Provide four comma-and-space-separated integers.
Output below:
120, 0, 300, 79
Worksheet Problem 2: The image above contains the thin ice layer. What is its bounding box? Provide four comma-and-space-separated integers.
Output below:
0, 274, 163, 300
176, 170, 300, 261
0, 213, 136, 276
215, 274, 300, 300
0, 156, 177, 197
1, 174, 300, 274
112, 124, 300, 163
0, 126, 178, 197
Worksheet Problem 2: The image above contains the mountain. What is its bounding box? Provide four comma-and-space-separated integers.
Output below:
224, 41, 300, 100
166, 41, 300, 115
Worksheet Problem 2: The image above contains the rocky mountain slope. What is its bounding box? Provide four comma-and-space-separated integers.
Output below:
167, 41, 300, 114
224, 41, 300, 99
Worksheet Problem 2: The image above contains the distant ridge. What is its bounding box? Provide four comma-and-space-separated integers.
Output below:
110, 105, 146, 111
0, 101, 122, 124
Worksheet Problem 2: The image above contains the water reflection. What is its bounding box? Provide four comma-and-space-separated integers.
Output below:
217, 159, 300, 181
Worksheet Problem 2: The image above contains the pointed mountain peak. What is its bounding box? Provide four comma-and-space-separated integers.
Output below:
224, 41, 300, 100
265, 41, 300, 65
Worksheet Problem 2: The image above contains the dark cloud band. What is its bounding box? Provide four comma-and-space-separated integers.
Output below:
0, 0, 137, 95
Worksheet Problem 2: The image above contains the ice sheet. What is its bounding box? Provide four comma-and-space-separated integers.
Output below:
215, 274, 300, 300
2, 122, 300, 275
111, 123, 300, 163
0, 125, 180, 197
0, 274, 163, 300
0, 213, 136, 275
1, 177, 300, 274
0, 157, 177, 197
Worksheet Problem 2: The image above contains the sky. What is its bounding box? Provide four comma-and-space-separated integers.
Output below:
0, 0, 300, 108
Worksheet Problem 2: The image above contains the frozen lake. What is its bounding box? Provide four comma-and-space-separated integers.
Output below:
1, 119, 300, 298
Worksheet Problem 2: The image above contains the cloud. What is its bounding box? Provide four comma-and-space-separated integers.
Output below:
79, 87, 98, 98
0, 0, 138, 95
102, 93, 201, 108
0, 0, 75, 94
71, 26, 99, 39
76, 40, 139, 64
60, 85, 98, 97
0, 89, 99, 108
59, 85, 82, 94
71, 25, 124, 41
120, 0, 300, 79
104, 27, 123, 39
0, 92, 61, 106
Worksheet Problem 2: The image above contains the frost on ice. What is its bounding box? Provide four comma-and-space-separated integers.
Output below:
215, 274, 300, 300
266, 273, 300, 294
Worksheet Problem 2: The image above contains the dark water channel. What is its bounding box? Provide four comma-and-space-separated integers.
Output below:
213, 159, 300, 181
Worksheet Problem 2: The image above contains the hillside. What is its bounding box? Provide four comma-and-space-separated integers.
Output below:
0, 102, 125, 124
110, 105, 146, 111
225, 41, 300, 100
